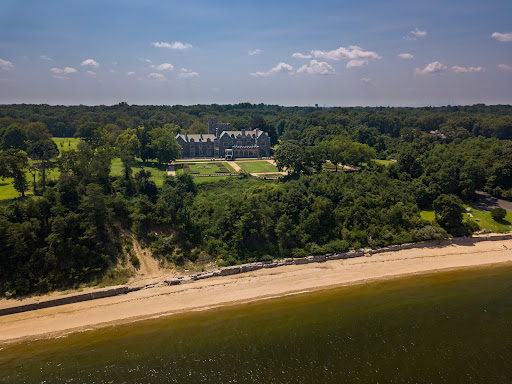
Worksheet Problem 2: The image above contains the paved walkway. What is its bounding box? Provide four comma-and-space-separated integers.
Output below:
227, 161, 242, 172
475, 191, 512, 212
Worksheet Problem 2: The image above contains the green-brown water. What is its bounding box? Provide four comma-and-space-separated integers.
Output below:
1, 265, 512, 383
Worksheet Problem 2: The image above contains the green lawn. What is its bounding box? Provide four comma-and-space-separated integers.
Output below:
223, 162, 236, 173
0, 179, 33, 201
53, 137, 81, 154
236, 160, 278, 173
466, 206, 512, 233
420, 207, 512, 233
188, 163, 222, 174
111, 158, 168, 187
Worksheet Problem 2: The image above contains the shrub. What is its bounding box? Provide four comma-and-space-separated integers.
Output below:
130, 254, 140, 267
322, 239, 350, 253
491, 207, 507, 221
292, 248, 308, 258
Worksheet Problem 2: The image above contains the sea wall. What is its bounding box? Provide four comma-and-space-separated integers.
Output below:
0, 286, 140, 317
172, 234, 512, 286
2, 233, 511, 317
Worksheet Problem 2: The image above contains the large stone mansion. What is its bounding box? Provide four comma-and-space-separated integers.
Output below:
176, 117, 271, 160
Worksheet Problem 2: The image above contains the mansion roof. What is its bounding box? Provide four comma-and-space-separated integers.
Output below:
176, 129, 265, 143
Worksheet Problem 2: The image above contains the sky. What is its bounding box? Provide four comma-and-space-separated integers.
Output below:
0, 0, 511, 107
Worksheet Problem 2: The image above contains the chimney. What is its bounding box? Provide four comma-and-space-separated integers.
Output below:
216, 127, 219, 138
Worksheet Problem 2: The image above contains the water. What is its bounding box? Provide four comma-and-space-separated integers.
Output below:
1, 265, 512, 383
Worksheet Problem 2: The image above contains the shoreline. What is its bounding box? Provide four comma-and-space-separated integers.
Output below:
2, 238, 512, 345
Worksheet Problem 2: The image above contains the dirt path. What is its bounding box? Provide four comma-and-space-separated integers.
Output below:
121, 230, 166, 285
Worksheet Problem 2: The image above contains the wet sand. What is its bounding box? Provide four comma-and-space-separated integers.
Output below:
1, 238, 512, 345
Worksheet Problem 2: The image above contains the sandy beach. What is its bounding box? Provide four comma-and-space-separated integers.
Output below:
1, 238, 512, 345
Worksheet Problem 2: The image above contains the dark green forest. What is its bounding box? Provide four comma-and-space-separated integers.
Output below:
1, 103, 512, 296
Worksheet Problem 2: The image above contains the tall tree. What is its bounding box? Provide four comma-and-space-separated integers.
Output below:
433, 194, 465, 233
149, 127, 181, 165
74, 122, 101, 147
274, 140, 322, 175
27, 139, 59, 193
1, 124, 27, 151
0, 149, 29, 197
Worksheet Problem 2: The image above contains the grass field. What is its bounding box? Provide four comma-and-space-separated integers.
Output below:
466, 205, 512, 232
178, 161, 238, 183
53, 137, 81, 154
111, 158, 168, 187
187, 163, 223, 174
236, 160, 278, 173
421, 207, 512, 233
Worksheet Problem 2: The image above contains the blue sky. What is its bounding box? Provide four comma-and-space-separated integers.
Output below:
0, 0, 511, 106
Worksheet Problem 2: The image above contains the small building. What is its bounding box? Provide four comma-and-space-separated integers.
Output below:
176, 117, 271, 159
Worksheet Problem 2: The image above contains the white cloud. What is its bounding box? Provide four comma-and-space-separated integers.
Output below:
86, 70, 96, 77
310, 46, 381, 68
346, 59, 368, 68
0, 59, 14, 70
248, 49, 262, 56
361, 77, 372, 83
40, 55, 52, 61
250, 62, 294, 77
151, 41, 192, 50
126, 71, 135, 76
50, 67, 77, 75
148, 72, 166, 79
155, 63, 174, 71
398, 53, 414, 59
452, 65, 485, 73
144, 59, 152, 63
81, 59, 99, 68
292, 52, 312, 59
411, 28, 427, 37
415, 61, 447, 75
297, 60, 335, 75
498, 64, 512, 72
405, 28, 427, 41
51, 66, 77, 79
492, 32, 512, 42
178, 68, 199, 79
